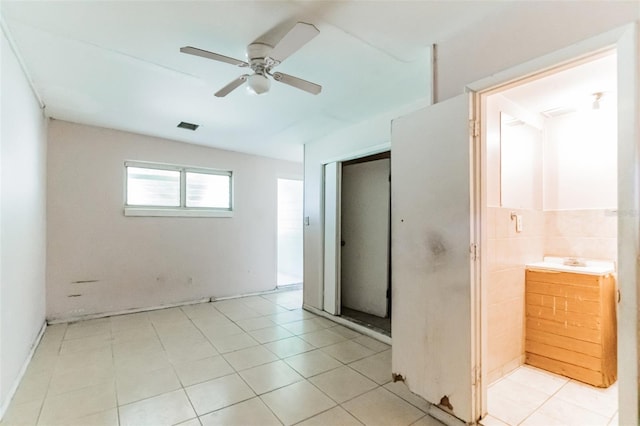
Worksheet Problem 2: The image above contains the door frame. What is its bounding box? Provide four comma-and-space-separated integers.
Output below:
469, 23, 639, 423
322, 144, 390, 317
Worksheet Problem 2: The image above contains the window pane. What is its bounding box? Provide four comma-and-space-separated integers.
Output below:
127, 167, 180, 206
186, 172, 230, 208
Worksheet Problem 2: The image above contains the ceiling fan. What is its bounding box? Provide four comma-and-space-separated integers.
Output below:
180, 22, 322, 97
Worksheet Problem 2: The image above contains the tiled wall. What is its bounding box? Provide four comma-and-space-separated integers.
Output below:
486, 207, 545, 384
544, 209, 617, 262
487, 207, 618, 384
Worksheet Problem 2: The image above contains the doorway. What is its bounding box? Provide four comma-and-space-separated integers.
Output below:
340, 152, 391, 335
480, 52, 620, 425
277, 178, 303, 287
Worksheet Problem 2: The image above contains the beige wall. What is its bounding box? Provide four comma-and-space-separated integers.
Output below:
46, 120, 302, 321
545, 209, 618, 261
486, 208, 545, 384
0, 29, 47, 417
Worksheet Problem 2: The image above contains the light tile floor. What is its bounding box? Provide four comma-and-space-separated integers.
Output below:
484, 365, 619, 426
1, 289, 444, 426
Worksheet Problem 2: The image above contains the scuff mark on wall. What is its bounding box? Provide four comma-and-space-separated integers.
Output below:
71, 279, 99, 284
67, 294, 82, 298
424, 231, 448, 270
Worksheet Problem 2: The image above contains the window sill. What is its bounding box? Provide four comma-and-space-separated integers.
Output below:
124, 208, 233, 218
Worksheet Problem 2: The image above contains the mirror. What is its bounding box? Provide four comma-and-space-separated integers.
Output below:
500, 112, 543, 209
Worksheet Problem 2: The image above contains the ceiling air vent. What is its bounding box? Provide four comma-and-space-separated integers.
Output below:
177, 121, 199, 131
541, 106, 577, 118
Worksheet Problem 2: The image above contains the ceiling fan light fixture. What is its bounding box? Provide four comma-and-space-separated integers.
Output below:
246, 73, 271, 95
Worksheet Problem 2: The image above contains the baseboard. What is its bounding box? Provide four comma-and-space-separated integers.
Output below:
47, 297, 212, 324
302, 304, 392, 345
47, 285, 298, 324
0, 320, 47, 421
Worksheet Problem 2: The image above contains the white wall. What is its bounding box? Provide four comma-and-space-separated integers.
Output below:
437, 1, 640, 102
0, 28, 47, 417
544, 108, 617, 210
46, 121, 301, 321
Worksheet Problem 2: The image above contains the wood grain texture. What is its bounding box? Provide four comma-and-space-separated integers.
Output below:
524, 270, 617, 387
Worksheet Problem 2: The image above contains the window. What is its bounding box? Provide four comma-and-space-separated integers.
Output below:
124, 161, 233, 217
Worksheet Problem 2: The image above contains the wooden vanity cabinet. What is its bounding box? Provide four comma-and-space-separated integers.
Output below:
525, 269, 617, 387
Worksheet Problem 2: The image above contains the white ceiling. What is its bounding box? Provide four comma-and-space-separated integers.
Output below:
500, 53, 617, 115
1, 1, 511, 161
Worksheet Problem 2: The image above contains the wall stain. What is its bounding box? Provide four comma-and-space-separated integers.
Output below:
71, 280, 99, 284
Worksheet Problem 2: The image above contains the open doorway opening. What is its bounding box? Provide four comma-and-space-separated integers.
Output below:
340, 152, 391, 335
481, 52, 619, 425
277, 178, 303, 288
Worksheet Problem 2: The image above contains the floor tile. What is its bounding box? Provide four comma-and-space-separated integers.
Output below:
111, 323, 157, 344
410, 415, 446, 426
384, 382, 431, 412
249, 326, 294, 343
54, 347, 113, 375
38, 380, 117, 424
532, 397, 610, 426
263, 337, 315, 358
115, 350, 171, 376
223, 345, 278, 371
148, 307, 189, 324
284, 349, 342, 378
348, 350, 392, 385
165, 340, 218, 364
64, 321, 112, 340
487, 377, 551, 425
66, 408, 119, 426
173, 355, 234, 387
299, 329, 347, 348
116, 365, 181, 405
59, 333, 111, 354
261, 380, 336, 425
342, 387, 424, 426
239, 360, 304, 394
321, 340, 374, 364
1, 399, 42, 426
296, 406, 363, 426
505, 365, 568, 395
48, 363, 115, 396
281, 319, 329, 335
553, 380, 618, 418
110, 312, 150, 332
185, 374, 255, 416
269, 310, 314, 325
309, 366, 377, 403
119, 389, 196, 426
353, 335, 390, 353
327, 325, 363, 339
208, 332, 259, 353
10, 372, 50, 406
199, 397, 281, 426
175, 418, 202, 426
479, 414, 509, 426
235, 316, 277, 331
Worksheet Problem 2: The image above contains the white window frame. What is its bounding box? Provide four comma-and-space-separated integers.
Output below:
124, 160, 233, 218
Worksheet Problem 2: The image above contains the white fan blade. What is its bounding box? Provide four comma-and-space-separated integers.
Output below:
180, 46, 248, 67
272, 72, 321, 95
268, 22, 319, 64
215, 75, 249, 97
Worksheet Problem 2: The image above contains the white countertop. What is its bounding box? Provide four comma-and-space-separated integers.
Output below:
526, 256, 615, 275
